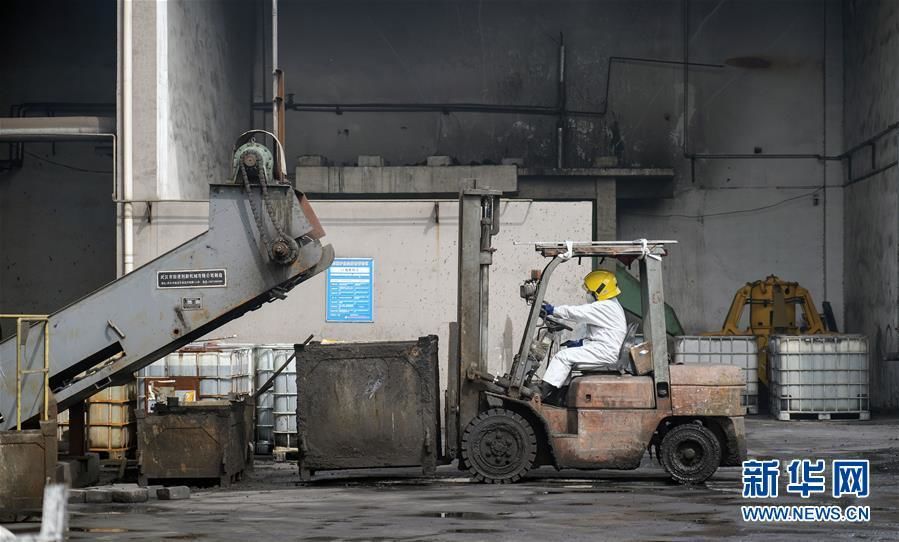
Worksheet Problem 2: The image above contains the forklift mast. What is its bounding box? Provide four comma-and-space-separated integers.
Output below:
445, 185, 501, 461
0, 131, 334, 431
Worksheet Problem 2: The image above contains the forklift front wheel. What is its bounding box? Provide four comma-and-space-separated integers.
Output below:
659, 422, 722, 485
461, 408, 537, 484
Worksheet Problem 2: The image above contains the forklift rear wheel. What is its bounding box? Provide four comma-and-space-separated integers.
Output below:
461, 408, 537, 484
659, 422, 722, 484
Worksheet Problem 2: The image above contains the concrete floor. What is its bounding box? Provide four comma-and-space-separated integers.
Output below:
10, 417, 899, 541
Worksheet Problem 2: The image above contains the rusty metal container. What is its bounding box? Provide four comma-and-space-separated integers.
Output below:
296, 336, 440, 480
137, 399, 254, 486
0, 420, 57, 514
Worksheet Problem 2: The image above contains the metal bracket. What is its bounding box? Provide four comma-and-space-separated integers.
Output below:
93, 376, 113, 390
106, 320, 126, 339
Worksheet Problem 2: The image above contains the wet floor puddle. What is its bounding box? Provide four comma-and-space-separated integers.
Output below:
414, 511, 499, 520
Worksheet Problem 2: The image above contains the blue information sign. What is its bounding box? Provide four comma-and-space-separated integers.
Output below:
326, 258, 374, 322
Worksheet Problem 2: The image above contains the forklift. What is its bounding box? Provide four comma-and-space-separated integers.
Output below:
446, 188, 747, 484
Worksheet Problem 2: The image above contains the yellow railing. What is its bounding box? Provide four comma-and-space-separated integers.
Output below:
1, 314, 50, 430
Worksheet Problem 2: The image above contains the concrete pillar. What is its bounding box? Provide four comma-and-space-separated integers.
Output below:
128, 0, 163, 203
593, 179, 616, 270
119, 0, 254, 269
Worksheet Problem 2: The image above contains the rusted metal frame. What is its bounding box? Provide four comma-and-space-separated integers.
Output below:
508, 257, 566, 398
640, 257, 670, 397
2, 314, 51, 430
534, 240, 675, 245
273, 70, 286, 155
536, 243, 669, 258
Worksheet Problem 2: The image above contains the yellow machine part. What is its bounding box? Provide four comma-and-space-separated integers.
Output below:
709, 275, 828, 384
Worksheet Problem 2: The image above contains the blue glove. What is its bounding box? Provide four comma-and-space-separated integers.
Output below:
541, 302, 554, 316
562, 339, 583, 348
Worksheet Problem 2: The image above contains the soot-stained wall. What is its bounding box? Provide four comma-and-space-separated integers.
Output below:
843, 0, 899, 410
253, 0, 844, 334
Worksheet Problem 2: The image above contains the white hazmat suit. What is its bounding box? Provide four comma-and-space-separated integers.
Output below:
542, 297, 627, 387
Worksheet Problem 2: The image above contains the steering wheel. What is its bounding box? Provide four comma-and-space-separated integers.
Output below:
540, 302, 573, 331
545, 315, 573, 331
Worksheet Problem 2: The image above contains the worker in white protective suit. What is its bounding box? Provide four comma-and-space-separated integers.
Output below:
536, 269, 627, 404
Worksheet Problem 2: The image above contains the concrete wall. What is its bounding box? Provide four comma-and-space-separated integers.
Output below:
843, 0, 899, 410
255, 0, 844, 334
215, 200, 593, 388
263, 0, 682, 168
622, 0, 845, 335
0, 0, 116, 338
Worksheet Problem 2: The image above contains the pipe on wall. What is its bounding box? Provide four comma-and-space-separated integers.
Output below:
121, 0, 134, 275
0, 117, 116, 140
676, 0, 898, 189
556, 33, 565, 169
0, 120, 117, 207
271, 0, 280, 143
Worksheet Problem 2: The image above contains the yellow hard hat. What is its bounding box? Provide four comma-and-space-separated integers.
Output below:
583, 270, 620, 301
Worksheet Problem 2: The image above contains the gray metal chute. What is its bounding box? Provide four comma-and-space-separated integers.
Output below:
0, 180, 333, 431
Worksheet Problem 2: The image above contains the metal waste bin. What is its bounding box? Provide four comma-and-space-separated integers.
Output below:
137, 398, 254, 486
296, 336, 440, 480
0, 419, 57, 514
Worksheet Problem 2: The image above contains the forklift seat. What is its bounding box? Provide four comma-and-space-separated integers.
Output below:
574, 321, 640, 378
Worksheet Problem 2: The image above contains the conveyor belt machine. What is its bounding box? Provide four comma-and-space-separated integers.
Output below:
0, 130, 333, 432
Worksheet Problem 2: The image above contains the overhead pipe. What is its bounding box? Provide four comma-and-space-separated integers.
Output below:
10, 103, 115, 117
0, 116, 115, 141
255, 100, 573, 116
2, 103, 116, 168
0, 118, 116, 201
